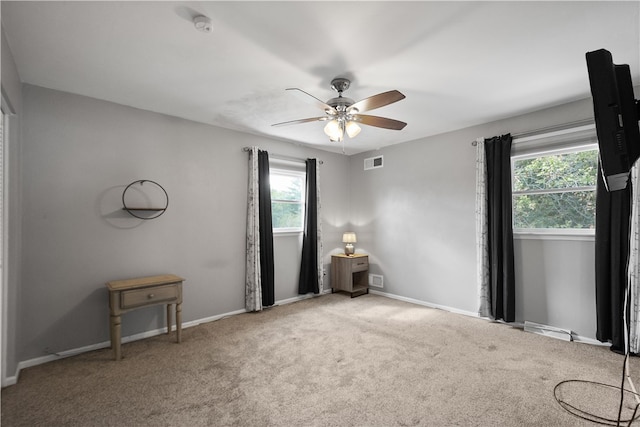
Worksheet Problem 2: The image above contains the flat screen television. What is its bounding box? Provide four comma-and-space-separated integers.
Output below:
586, 48, 640, 191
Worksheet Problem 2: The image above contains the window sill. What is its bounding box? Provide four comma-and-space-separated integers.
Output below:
273, 230, 303, 237
514, 229, 595, 241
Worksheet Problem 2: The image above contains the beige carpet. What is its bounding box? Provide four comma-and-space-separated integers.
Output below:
2, 293, 640, 426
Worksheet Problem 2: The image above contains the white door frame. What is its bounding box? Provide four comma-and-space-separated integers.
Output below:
1, 94, 14, 386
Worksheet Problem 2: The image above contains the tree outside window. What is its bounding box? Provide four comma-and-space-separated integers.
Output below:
512, 148, 598, 230
270, 169, 305, 232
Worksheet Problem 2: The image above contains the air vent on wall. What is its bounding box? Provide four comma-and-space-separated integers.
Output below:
369, 274, 384, 288
364, 155, 384, 170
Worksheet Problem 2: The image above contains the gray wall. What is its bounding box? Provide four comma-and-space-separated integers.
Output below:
2, 24, 23, 382
18, 84, 349, 362
10, 75, 637, 373
348, 97, 599, 339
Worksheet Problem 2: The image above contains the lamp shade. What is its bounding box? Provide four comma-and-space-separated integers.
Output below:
345, 121, 361, 138
324, 120, 343, 141
342, 232, 357, 243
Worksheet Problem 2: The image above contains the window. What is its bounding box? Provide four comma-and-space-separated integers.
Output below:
270, 168, 305, 233
512, 146, 598, 232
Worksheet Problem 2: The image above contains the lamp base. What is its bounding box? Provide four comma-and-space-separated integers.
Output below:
344, 244, 354, 256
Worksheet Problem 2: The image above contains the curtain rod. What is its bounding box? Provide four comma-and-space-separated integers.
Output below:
470, 118, 595, 146
242, 147, 323, 164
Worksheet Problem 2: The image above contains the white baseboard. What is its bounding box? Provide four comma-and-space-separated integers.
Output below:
274, 288, 331, 307
369, 289, 480, 318
4, 290, 330, 386
182, 308, 247, 329
369, 289, 609, 347
2, 373, 18, 387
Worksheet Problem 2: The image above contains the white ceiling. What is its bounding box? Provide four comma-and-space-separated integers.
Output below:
2, 1, 639, 155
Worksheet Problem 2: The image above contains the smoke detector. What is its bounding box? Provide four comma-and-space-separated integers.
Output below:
194, 15, 212, 33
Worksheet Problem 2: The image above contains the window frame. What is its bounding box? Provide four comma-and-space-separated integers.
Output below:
511, 142, 598, 240
269, 166, 306, 235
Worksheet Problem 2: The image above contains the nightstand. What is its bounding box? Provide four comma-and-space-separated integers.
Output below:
331, 254, 369, 297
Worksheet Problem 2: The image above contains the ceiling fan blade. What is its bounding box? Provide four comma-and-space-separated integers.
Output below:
348, 90, 405, 113
354, 114, 407, 130
272, 116, 328, 127
286, 88, 337, 114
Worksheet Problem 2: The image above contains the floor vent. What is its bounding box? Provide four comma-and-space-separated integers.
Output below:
364, 155, 384, 170
369, 274, 384, 288
524, 321, 573, 342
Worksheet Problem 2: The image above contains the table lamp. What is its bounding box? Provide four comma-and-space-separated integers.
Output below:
342, 232, 357, 256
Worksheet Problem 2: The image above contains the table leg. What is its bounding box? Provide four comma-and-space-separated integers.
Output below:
110, 314, 122, 361
176, 302, 182, 343
166, 304, 172, 335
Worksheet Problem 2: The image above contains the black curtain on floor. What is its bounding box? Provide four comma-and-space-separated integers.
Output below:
485, 134, 516, 322
258, 150, 275, 307
595, 165, 632, 352
298, 159, 319, 294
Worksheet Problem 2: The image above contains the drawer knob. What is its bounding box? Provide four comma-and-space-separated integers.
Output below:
147, 293, 155, 299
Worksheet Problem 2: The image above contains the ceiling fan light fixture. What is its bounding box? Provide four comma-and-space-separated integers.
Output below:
345, 121, 361, 138
324, 120, 343, 141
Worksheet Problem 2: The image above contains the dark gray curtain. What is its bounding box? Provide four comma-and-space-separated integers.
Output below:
258, 150, 275, 307
595, 164, 632, 352
485, 134, 516, 322
298, 159, 319, 294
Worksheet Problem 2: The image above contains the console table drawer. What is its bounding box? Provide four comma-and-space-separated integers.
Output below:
121, 284, 179, 309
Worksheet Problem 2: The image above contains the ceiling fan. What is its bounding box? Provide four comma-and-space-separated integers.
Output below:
272, 77, 407, 142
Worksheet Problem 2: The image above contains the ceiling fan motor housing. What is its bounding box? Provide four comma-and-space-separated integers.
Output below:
327, 96, 355, 111
328, 78, 355, 111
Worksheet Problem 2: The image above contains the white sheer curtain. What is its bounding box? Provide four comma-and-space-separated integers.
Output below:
475, 137, 491, 318
627, 164, 640, 352
245, 147, 262, 312
315, 162, 324, 293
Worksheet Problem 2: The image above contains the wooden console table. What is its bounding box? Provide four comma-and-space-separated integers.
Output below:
106, 274, 184, 360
